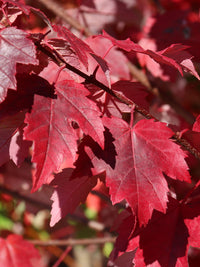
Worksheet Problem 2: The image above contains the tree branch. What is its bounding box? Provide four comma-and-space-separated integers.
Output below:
0, 185, 109, 232
35, 0, 195, 125
33, 39, 200, 161
29, 236, 116, 246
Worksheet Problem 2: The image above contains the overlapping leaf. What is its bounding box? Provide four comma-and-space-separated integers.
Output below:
50, 168, 98, 226
0, 111, 29, 167
24, 79, 104, 191
53, 24, 93, 70
0, 234, 45, 267
1, 0, 30, 15
0, 27, 38, 102
87, 117, 190, 226
112, 193, 200, 267
86, 80, 149, 118
101, 30, 199, 79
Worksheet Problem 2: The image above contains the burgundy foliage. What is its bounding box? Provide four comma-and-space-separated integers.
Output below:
1, 0, 200, 266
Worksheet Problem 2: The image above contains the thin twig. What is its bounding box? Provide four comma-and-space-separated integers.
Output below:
0, 185, 109, 232
29, 236, 116, 246
52, 246, 72, 267
37, 0, 92, 36
174, 133, 200, 159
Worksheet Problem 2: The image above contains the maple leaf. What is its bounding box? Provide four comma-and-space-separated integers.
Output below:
112, 193, 200, 267
24, 79, 104, 191
1, 0, 30, 15
47, 38, 81, 68
157, 44, 200, 80
53, 24, 93, 70
0, 111, 28, 167
0, 234, 45, 267
111, 80, 149, 110
87, 117, 190, 226
50, 168, 98, 226
47, 38, 111, 86
101, 31, 199, 79
0, 27, 38, 103
102, 30, 145, 53
86, 36, 130, 85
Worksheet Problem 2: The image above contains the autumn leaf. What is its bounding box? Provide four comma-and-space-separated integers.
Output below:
0, 234, 45, 267
50, 168, 98, 226
101, 30, 199, 79
24, 79, 104, 191
0, 27, 38, 102
53, 24, 93, 70
113, 193, 200, 267
87, 117, 190, 226
0, 111, 28, 167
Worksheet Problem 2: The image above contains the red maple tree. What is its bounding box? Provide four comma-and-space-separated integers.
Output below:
1, 0, 200, 266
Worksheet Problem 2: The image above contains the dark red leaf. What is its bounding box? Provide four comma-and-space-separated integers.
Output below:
114, 194, 200, 266
50, 168, 98, 226
0, 111, 28, 167
102, 30, 144, 53
111, 80, 149, 110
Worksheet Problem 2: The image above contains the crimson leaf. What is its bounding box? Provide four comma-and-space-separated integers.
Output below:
53, 24, 93, 70
88, 117, 190, 226
24, 79, 104, 191
0, 234, 45, 267
0, 27, 38, 102
101, 30, 199, 79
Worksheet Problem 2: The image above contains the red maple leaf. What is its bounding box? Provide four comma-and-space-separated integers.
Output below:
0, 234, 45, 267
50, 168, 98, 226
86, 117, 190, 225
86, 36, 130, 85
24, 79, 104, 191
0, 27, 38, 102
53, 24, 93, 70
101, 31, 199, 79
